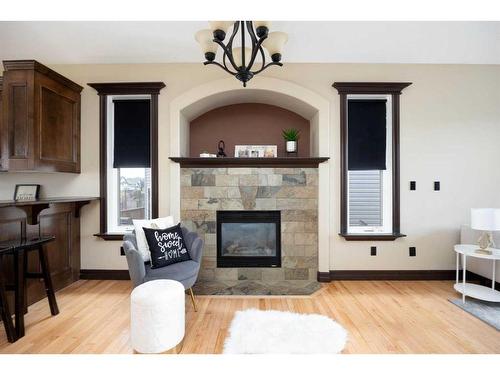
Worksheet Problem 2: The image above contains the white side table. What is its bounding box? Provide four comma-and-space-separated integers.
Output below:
454, 244, 500, 303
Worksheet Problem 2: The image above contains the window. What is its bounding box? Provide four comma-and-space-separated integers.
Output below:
88, 82, 165, 239
333, 82, 411, 240
347, 96, 392, 234
106, 96, 152, 233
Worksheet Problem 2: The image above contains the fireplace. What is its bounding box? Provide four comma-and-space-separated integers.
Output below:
217, 210, 281, 268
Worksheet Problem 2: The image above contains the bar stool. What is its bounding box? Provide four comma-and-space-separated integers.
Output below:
0, 244, 16, 342
0, 236, 59, 342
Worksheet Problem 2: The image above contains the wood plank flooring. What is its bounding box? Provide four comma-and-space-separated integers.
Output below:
0, 279, 498, 354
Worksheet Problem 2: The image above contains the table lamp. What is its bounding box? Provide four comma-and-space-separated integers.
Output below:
470, 208, 500, 255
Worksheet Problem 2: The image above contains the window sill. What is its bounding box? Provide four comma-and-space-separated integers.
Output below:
339, 233, 406, 241
94, 233, 125, 241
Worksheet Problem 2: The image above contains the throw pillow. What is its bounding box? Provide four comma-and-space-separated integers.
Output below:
132, 216, 175, 262
143, 224, 191, 269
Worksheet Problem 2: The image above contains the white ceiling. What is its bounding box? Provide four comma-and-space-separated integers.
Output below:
0, 21, 499, 65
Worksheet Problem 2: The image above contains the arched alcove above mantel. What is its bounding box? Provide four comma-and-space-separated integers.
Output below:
189, 103, 310, 158
170, 77, 330, 159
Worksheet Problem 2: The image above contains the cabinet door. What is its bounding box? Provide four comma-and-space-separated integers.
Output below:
34, 72, 81, 173
1, 70, 35, 171
0, 79, 4, 171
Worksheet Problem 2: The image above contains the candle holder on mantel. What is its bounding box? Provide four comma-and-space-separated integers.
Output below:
282, 128, 300, 157
217, 140, 227, 158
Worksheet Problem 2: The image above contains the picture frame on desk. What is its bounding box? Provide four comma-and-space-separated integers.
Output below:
14, 184, 40, 202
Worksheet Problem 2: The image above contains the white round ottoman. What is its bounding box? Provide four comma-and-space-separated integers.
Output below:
130, 280, 185, 353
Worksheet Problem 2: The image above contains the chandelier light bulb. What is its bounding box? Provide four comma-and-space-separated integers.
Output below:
233, 47, 252, 68
262, 31, 288, 62
253, 21, 271, 38
195, 29, 218, 61
208, 21, 235, 41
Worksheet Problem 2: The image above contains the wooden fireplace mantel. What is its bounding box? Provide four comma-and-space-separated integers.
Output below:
169, 157, 329, 168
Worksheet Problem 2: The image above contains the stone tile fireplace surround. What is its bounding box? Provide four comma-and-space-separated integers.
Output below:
180, 166, 320, 295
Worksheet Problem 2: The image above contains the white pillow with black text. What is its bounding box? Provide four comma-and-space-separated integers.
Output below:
132, 216, 175, 262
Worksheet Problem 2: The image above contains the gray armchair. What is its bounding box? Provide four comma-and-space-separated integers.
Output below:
122, 226, 204, 311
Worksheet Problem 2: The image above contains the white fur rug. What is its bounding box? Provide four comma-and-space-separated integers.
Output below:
223, 309, 348, 354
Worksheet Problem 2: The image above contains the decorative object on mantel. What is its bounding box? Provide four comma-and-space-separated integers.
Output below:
217, 140, 227, 157
200, 152, 217, 158
282, 128, 300, 157
471, 208, 500, 255
195, 21, 288, 87
234, 145, 277, 158
223, 309, 348, 353
13, 184, 40, 202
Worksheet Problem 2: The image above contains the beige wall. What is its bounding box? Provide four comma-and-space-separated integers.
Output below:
1, 63, 499, 275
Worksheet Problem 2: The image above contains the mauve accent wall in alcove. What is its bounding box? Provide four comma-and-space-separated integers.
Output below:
189, 103, 310, 157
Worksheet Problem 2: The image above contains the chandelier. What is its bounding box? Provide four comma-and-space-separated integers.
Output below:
195, 21, 288, 87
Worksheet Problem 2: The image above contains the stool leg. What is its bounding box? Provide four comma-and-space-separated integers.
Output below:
14, 249, 25, 338
23, 250, 28, 315
38, 245, 59, 315
0, 256, 17, 343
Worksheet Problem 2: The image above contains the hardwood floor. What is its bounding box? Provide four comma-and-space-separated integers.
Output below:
0, 279, 498, 354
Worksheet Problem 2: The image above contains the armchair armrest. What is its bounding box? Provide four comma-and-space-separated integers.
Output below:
123, 240, 146, 287
181, 226, 204, 263
189, 237, 204, 264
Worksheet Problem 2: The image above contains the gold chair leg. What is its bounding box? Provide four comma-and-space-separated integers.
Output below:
188, 288, 197, 312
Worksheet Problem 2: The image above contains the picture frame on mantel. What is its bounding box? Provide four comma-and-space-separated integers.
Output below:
234, 145, 277, 158
14, 184, 41, 202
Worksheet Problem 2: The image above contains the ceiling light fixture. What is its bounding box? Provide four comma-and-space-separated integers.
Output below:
195, 21, 288, 87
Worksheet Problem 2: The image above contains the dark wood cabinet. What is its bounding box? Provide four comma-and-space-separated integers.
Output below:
1, 60, 83, 173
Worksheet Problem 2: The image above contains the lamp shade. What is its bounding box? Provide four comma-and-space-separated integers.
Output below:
253, 21, 271, 29
262, 31, 288, 56
471, 208, 500, 231
232, 47, 252, 68
195, 29, 218, 54
209, 21, 234, 33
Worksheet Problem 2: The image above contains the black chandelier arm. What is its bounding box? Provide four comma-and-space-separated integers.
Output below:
222, 51, 231, 72
243, 21, 267, 72
223, 21, 241, 71
203, 61, 237, 76
246, 21, 258, 44
226, 21, 239, 51
247, 37, 267, 72
244, 21, 263, 72
213, 39, 240, 72
245, 21, 260, 65
251, 45, 266, 72
251, 61, 283, 75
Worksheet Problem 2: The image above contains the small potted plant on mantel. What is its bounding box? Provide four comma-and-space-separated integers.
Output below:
282, 128, 300, 157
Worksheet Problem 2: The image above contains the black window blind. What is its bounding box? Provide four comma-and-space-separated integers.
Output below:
113, 99, 151, 168
347, 99, 387, 171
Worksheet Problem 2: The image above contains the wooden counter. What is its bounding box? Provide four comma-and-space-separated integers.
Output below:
0, 197, 98, 307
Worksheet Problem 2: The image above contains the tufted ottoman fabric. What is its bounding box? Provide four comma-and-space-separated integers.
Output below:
130, 279, 185, 353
